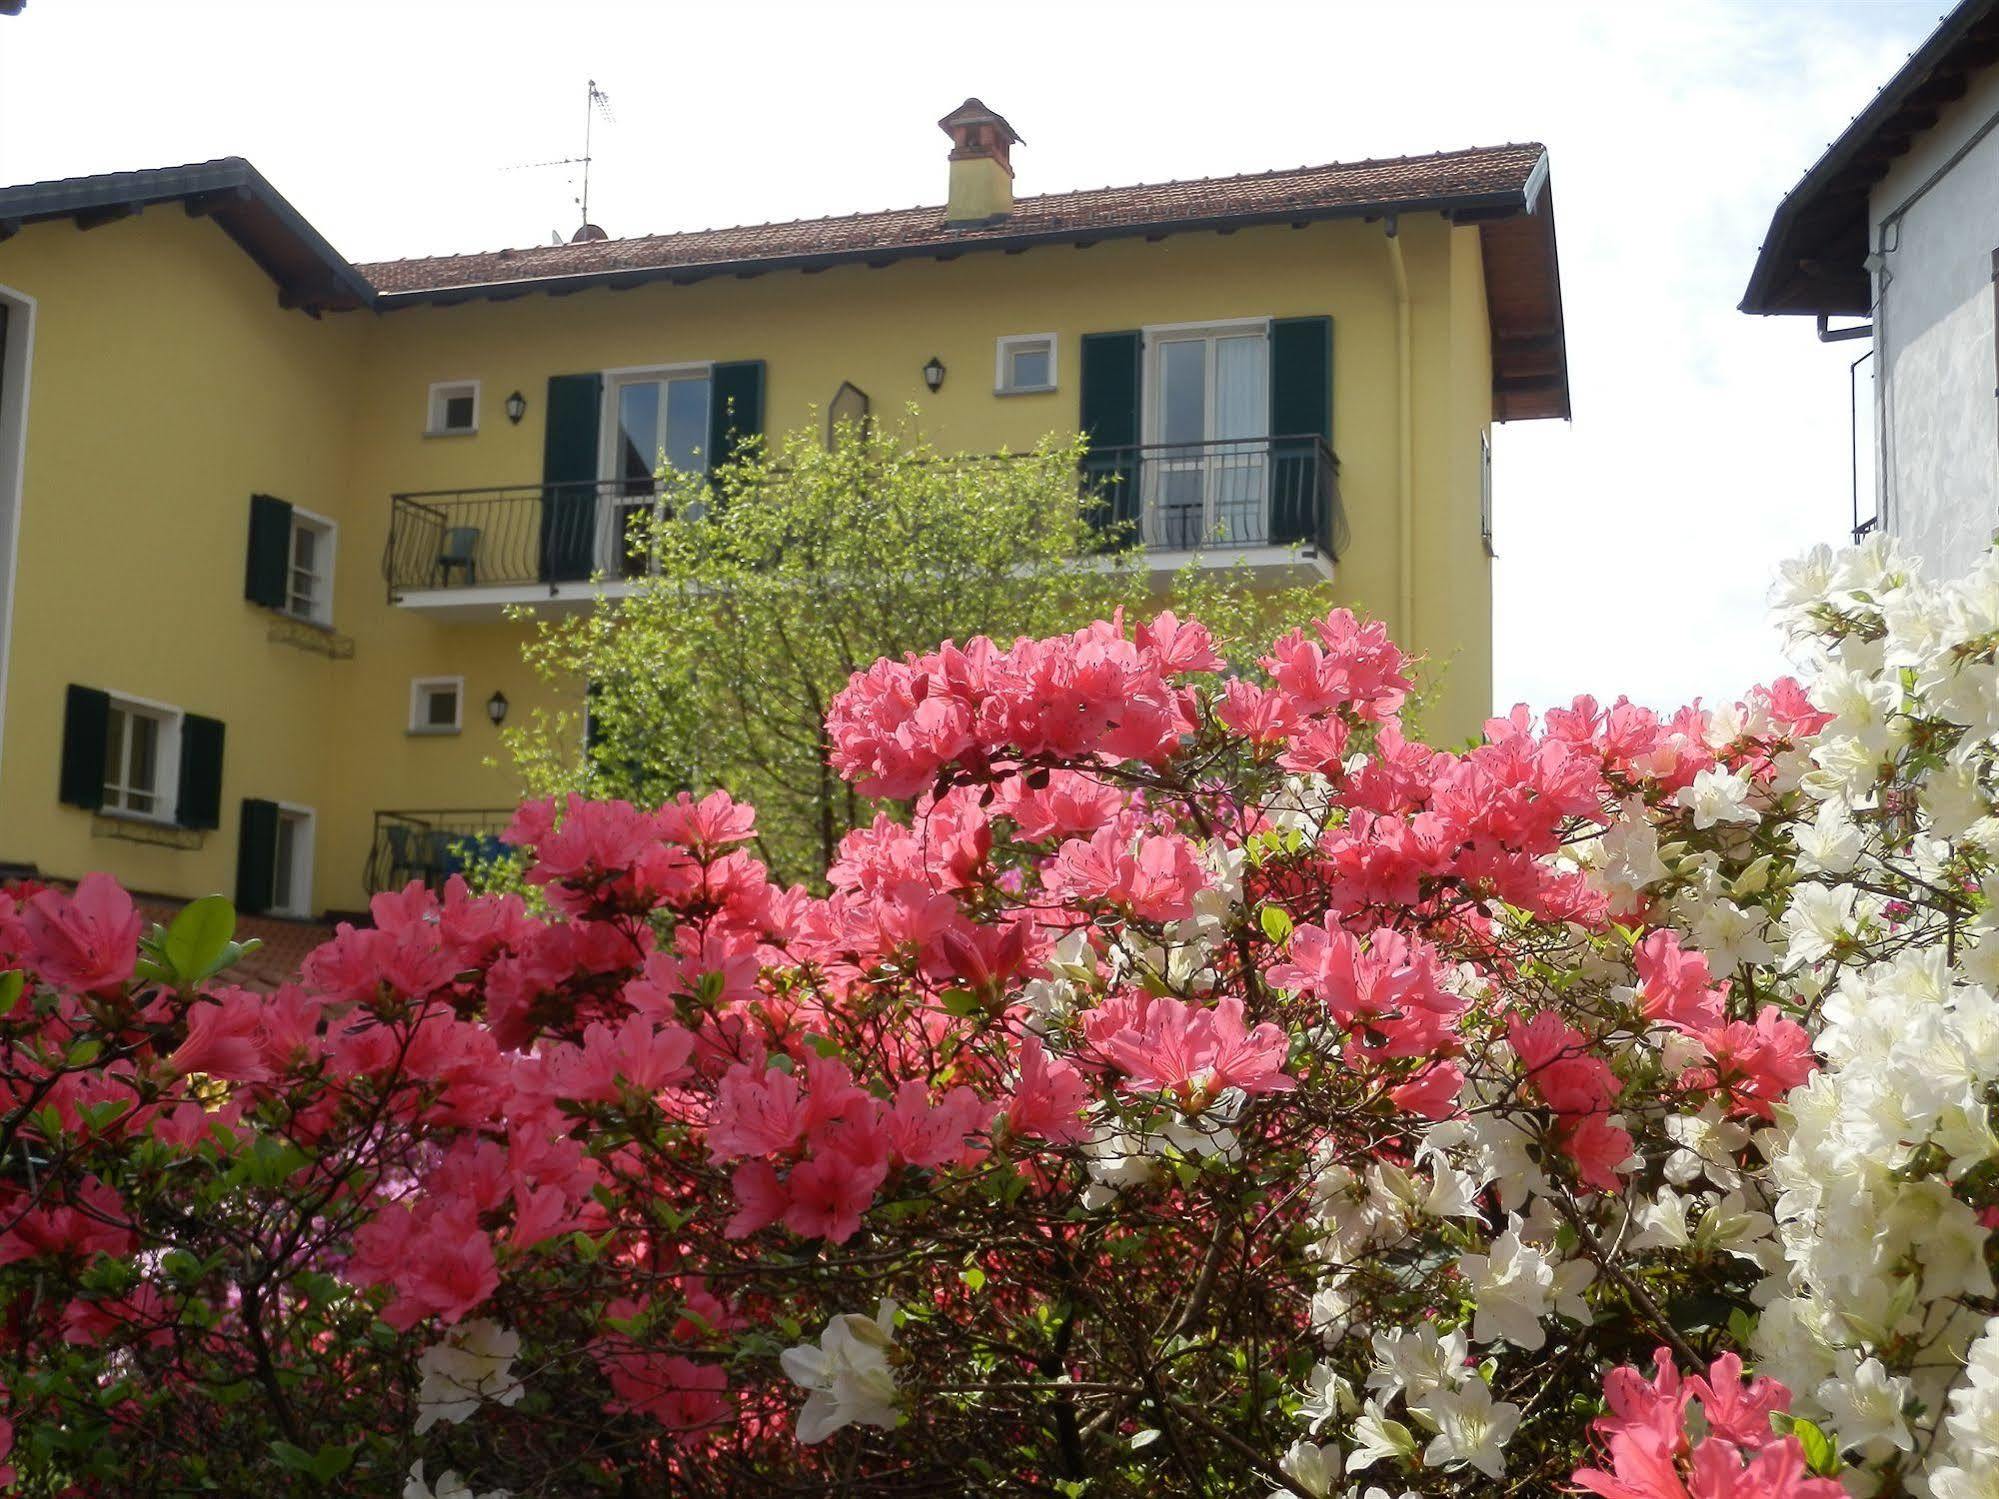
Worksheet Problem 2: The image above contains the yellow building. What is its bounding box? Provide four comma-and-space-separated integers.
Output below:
0, 102, 1569, 920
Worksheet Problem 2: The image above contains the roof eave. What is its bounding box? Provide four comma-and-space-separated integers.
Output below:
368, 183, 1541, 307
1741, 0, 1999, 315
0, 159, 374, 315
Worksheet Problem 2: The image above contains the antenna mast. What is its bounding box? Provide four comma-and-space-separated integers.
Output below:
581, 79, 614, 232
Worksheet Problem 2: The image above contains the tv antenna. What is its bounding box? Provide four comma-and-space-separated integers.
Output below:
504, 79, 616, 240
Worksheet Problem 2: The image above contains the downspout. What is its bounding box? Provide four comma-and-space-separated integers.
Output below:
1384, 217, 1413, 648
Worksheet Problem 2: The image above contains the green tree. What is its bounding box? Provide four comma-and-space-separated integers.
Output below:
508, 417, 1152, 883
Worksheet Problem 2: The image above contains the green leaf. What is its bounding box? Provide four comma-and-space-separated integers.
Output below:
309, 1444, 355, 1482
1128, 1428, 1161, 1450
960, 1264, 987, 1294
164, 895, 236, 984
1258, 904, 1294, 945
0, 969, 23, 1018
268, 1441, 317, 1474
940, 988, 982, 1018
1791, 1417, 1838, 1475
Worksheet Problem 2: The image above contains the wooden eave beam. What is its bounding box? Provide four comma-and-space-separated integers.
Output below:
73, 202, 139, 231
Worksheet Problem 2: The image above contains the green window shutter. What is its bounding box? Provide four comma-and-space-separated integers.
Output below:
58, 684, 110, 810
235, 798, 280, 914
244, 494, 293, 609
707, 360, 765, 474
1079, 331, 1143, 534
540, 372, 604, 583
1268, 316, 1334, 547
176, 714, 225, 830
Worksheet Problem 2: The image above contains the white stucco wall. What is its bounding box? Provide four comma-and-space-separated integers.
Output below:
1871, 59, 1999, 580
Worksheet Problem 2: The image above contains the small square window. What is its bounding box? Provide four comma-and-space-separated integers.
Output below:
996, 334, 1057, 395
426, 380, 479, 436
409, 677, 464, 735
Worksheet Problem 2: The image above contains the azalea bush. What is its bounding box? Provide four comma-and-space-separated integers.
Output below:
5, 536, 1999, 1495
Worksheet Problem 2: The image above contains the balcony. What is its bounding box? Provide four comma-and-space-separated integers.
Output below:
384, 478, 669, 617
1083, 435, 1344, 566
366, 809, 514, 895
384, 437, 1342, 617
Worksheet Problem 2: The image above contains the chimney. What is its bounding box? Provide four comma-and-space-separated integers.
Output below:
939, 98, 1022, 226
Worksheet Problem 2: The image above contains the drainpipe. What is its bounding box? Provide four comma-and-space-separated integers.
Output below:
1384, 217, 1414, 648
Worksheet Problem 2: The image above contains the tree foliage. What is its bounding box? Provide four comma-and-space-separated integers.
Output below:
508, 419, 1150, 884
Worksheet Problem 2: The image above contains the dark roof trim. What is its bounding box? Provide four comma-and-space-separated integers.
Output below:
0, 158, 374, 314
1742, 0, 1999, 315
370, 184, 1541, 309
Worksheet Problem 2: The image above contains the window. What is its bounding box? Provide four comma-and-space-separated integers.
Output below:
1479, 431, 1495, 557
426, 380, 479, 436
409, 676, 464, 735
102, 695, 180, 820
270, 806, 314, 917
603, 368, 713, 577
1143, 321, 1271, 548
995, 334, 1057, 395
287, 510, 334, 624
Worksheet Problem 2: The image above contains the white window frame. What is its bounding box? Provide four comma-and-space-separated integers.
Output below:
598, 363, 715, 575
425, 380, 480, 437
285, 506, 336, 626
994, 333, 1058, 395
269, 803, 315, 918
409, 675, 465, 735
101, 691, 182, 824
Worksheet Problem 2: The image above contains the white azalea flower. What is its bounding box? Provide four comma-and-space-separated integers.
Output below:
404, 1462, 509, 1499
1296, 1360, 1354, 1435
779, 1299, 902, 1444
1675, 768, 1760, 830
1366, 1324, 1470, 1401
414, 1319, 525, 1434
1345, 1398, 1419, 1472
1815, 1352, 1912, 1454
1456, 1223, 1554, 1351
1272, 1437, 1339, 1497
1412, 1379, 1520, 1479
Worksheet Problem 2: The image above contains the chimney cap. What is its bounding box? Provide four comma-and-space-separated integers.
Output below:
938, 98, 1023, 146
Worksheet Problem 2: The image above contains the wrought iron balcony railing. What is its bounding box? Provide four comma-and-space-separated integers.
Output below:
384, 436, 1345, 602
385, 478, 671, 598
366, 809, 515, 895
1081, 434, 1344, 558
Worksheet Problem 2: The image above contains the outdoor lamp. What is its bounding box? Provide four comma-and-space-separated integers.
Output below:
922, 356, 946, 392
486, 690, 510, 727
505, 390, 527, 425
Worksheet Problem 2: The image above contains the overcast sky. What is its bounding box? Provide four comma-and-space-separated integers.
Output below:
0, 0, 1945, 717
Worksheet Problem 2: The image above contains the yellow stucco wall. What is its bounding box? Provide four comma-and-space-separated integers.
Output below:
0, 205, 1502, 915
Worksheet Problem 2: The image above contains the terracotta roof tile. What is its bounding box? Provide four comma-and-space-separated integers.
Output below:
357, 143, 1547, 298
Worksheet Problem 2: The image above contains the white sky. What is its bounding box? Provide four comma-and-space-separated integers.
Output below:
0, 0, 1945, 717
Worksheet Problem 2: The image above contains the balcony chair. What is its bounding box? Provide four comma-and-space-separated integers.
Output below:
435, 526, 481, 587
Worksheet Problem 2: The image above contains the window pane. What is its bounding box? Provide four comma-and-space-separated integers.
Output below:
664, 377, 710, 474
618, 383, 661, 486
128, 713, 158, 795
102, 707, 127, 802
1010, 346, 1050, 389
444, 394, 475, 430
426, 686, 458, 727
273, 817, 296, 910
1159, 339, 1207, 447
292, 524, 317, 571
1213, 335, 1267, 442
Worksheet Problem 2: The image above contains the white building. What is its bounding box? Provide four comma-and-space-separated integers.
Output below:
1744, 0, 1999, 578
